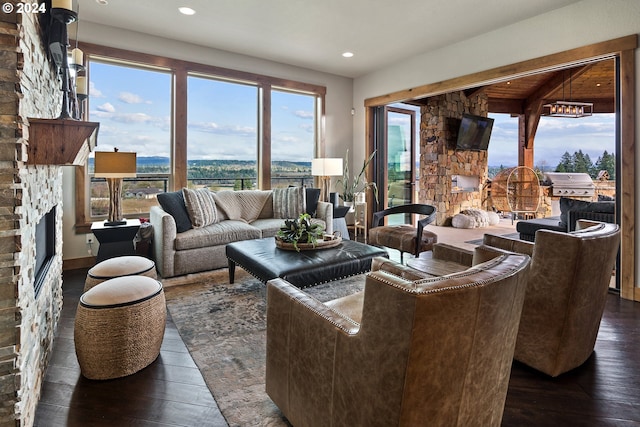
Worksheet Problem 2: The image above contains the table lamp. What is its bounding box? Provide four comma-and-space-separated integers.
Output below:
311, 158, 343, 202
94, 149, 137, 226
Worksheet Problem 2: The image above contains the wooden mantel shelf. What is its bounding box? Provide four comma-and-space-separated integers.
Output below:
27, 118, 99, 166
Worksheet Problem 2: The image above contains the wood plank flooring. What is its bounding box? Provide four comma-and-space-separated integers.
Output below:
35, 268, 640, 426
34, 269, 227, 427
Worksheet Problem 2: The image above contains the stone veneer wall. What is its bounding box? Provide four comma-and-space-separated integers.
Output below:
0, 10, 63, 427
418, 92, 489, 225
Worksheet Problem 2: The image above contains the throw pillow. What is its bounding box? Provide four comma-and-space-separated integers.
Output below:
182, 188, 218, 228
156, 191, 192, 233
273, 186, 305, 219
305, 188, 321, 217
212, 190, 246, 221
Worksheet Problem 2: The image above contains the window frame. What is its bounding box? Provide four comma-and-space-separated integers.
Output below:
74, 42, 326, 233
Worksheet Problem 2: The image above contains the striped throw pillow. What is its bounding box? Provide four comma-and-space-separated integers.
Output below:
182, 188, 218, 228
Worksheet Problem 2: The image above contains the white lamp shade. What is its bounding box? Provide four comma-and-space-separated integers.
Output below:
311, 158, 343, 176
94, 151, 137, 178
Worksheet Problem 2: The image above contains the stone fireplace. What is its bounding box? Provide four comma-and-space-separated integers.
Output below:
0, 11, 65, 426
418, 91, 489, 225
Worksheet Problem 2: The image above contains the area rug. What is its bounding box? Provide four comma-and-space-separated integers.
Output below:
163, 268, 366, 427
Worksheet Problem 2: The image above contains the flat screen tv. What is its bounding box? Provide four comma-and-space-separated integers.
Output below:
455, 114, 494, 151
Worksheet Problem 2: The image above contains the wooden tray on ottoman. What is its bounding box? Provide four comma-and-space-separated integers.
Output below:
275, 235, 342, 251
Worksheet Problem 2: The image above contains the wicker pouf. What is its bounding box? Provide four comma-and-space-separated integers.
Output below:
85, 255, 157, 291
74, 275, 166, 380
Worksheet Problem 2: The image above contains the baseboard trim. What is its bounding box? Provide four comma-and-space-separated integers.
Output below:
63, 256, 95, 271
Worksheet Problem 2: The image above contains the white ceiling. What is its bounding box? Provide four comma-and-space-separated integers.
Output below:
79, 0, 581, 78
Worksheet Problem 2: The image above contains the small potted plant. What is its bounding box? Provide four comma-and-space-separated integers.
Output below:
337, 149, 378, 206
276, 213, 326, 252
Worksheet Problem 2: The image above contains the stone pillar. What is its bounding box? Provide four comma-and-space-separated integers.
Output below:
0, 10, 64, 427
418, 92, 489, 225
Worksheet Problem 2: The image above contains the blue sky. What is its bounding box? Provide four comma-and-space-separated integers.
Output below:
88, 61, 316, 163
488, 113, 616, 169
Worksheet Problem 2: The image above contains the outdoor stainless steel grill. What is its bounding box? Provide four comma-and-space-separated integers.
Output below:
544, 172, 595, 197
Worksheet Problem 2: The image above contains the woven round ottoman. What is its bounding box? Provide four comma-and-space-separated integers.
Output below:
85, 255, 157, 292
74, 275, 166, 380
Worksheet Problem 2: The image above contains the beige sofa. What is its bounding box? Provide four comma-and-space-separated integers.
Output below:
150, 188, 332, 278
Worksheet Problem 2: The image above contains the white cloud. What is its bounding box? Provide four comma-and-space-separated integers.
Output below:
188, 121, 256, 137
118, 92, 150, 104
89, 81, 104, 98
294, 110, 314, 119
111, 112, 154, 123
96, 102, 115, 113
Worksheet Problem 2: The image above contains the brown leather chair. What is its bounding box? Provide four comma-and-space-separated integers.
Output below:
266, 253, 530, 427
368, 203, 437, 262
473, 220, 620, 377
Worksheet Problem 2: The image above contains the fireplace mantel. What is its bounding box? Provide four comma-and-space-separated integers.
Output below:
26, 118, 99, 166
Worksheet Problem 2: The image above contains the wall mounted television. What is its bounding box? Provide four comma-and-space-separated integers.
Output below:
455, 114, 494, 151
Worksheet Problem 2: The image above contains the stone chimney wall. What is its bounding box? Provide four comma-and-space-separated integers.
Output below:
0, 10, 64, 427
418, 92, 489, 225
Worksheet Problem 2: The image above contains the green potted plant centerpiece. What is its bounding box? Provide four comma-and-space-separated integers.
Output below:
337, 149, 378, 205
276, 213, 326, 252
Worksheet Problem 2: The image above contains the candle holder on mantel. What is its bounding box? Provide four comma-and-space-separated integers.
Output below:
50, 4, 78, 120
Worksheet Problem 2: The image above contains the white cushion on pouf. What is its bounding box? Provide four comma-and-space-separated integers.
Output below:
81, 275, 163, 307
452, 213, 476, 229
487, 211, 501, 226
452, 209, 500, 229
85, 255, 157, 292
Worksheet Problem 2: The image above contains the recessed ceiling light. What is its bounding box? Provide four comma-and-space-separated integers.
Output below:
95, 0, 108, 4
179, 7, 196, 15
342, 52, 354, 58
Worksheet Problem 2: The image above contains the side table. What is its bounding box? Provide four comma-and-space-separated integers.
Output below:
91, 219, 141, 262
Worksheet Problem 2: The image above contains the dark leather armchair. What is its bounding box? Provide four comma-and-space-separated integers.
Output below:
368, 203, 437, 262
266, 253, 531, 427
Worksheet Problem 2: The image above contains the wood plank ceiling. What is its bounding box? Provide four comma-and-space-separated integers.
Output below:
482, 59, 615, 115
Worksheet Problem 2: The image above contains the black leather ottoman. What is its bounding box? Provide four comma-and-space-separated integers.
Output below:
226, 238, 389, 288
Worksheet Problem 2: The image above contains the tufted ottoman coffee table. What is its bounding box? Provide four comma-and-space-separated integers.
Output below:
74, 275, 166, 380
226, 237, 388, 288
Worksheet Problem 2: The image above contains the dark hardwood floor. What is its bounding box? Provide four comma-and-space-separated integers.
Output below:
34, 269, 227, 427
35, 268, 640, 426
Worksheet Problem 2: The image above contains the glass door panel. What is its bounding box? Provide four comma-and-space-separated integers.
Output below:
385, 107, 416, 225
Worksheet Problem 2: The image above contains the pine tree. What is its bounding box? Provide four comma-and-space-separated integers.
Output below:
555, 152, 574, 172
573, 150, 595, 176
595, 150, 616, 180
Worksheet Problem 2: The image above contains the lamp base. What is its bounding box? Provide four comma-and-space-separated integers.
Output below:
104, 220, 127, 227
